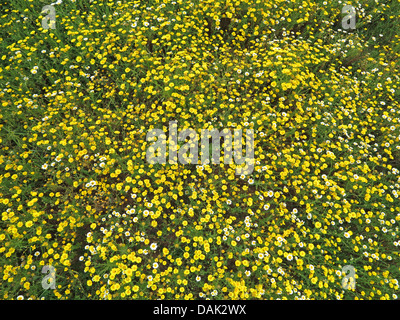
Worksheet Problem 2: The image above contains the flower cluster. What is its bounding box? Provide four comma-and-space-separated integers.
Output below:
0, 0, 399, 300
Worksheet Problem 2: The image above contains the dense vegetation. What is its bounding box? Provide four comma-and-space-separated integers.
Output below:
0, 0, 399, 300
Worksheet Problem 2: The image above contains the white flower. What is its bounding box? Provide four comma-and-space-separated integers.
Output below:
150, 243, 157, 250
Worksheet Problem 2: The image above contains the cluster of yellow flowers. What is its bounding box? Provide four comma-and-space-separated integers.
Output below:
0, 0, 399, 300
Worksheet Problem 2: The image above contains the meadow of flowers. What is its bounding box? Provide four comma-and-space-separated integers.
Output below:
0, 0, 399, 300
